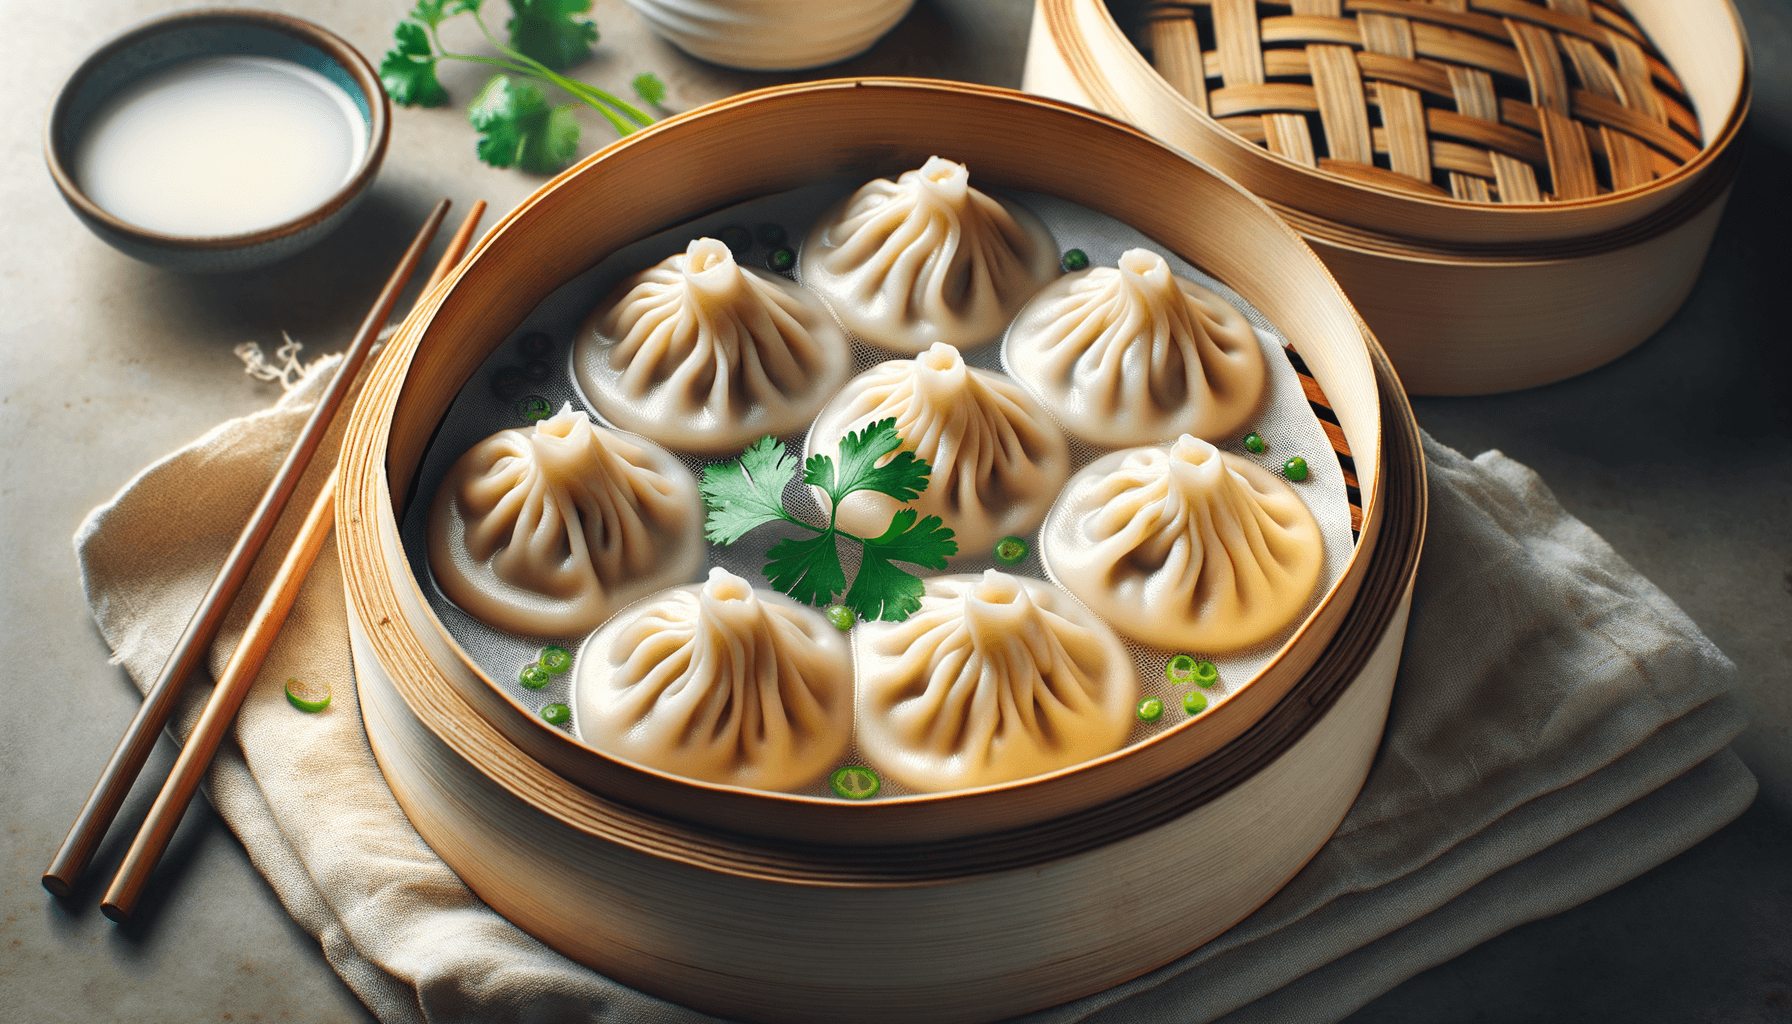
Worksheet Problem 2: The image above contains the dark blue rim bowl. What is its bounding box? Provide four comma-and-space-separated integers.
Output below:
44, 8, 391, 269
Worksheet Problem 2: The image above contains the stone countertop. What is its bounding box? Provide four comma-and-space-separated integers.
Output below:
1, 1, 1786, 1021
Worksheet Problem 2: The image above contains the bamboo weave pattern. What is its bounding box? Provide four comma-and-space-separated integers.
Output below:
1143, 0, 1701, 202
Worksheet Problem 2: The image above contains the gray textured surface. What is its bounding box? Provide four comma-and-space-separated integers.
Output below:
0, 1, 1785, 1022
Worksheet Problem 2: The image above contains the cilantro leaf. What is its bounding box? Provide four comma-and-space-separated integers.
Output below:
467, 76, 580, 173
700, 436, 800, 545
632, 72, 667, 107
807, 418, 930, 508
381, 22, 448, 107
862, 509, 957, 569
764, 531, 848, 607
407, 0, 451, 28
845, 510, 956, 622
844, 550, 926, 623
506, 0, 599, 71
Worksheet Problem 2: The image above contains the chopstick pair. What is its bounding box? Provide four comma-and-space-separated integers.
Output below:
44, 199, 487, 919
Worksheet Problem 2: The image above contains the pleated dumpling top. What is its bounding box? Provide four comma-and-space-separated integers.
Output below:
577, 237, 851, 455
1041, 434, 1322, 653
1004, 248, 1266, 447
574, 567, 855, 792
805, 342, 1070, 560
853, 570, 1137, 793
426, 404, 703, 638
799, 156, 1059, 353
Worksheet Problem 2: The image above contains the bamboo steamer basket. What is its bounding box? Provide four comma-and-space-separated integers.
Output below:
1023, 0, 1751, 394
336, 79, 1428, 1022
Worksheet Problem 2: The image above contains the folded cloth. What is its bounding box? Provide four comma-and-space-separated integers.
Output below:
75, 357, 1755, 1024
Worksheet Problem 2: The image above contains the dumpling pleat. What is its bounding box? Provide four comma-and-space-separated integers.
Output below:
577, 238, 850, 454
800, 157, 1059, 353
576, 569, 855, 792
1005, 248, 1267, 446
856, 571, 1136, 792
1041, 435, 1323, 652
426, 405, 702, 638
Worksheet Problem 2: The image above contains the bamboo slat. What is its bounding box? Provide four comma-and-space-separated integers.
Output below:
1609, 31, 1668, 122
1213, 0, 1266, 85
1491, 149, 1544, 201
1146, 10, 1207, 109
1602, 123, 1654, 189
1265, 112, 1320, 165
1291, 0, 1342, 16
1450, 171, 1494, 201
1310, 44, 1375, 163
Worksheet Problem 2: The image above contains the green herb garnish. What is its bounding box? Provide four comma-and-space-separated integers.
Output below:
469, 75, 579, 173
539, 645, 572, 673
380, 0, 657, 173
700, 420, 956, 623
381, 20, 448, 106
829, 766, 881, 800
632, 72, 667, 107
285, 678, 332, 713
506, 0, 599, 70
993, 535, 1029, 566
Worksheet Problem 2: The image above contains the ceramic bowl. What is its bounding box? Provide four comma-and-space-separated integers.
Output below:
624, 0, 917, 70
44, 9, 389, 274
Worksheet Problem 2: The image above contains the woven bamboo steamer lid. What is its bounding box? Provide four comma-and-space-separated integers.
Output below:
338, 78, 1403, 847
1024, 0, 1751, 393
336, 78, 1429, 1022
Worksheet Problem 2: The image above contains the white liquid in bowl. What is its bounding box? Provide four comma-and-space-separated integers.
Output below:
73, 56, 367, 237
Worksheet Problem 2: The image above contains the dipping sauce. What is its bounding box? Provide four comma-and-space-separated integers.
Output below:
73, 56, 366, 237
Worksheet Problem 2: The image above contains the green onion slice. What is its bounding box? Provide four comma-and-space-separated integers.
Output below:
285, 677, 332, 713
830, 766, 881, 800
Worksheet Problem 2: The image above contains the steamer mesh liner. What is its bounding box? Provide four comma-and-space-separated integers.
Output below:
398, 180, 1356, 800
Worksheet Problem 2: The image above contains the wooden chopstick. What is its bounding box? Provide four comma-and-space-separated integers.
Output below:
96, 201, 488, 921
43, 199, 453, 899
425, 200, 485, 293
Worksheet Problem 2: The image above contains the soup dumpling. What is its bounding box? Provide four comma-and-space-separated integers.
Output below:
805, 342, 1070, 560
427, 404, 703, 638
799, 156, 1059, 353
1004, 248, 1265, 447
1041, 434, 1321, 653
576, 237, 852, 455
574, 567, 855, 792
854, 570, 1137, 793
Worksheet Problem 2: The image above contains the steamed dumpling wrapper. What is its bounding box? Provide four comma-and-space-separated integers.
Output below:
1041, 435, 1322, 653
799, 156, 1060, 353
806, 342, 1070, 560
426, 404, 703, 638
574, 568, 855, 792
576, 237, 852, 455
1004, 248, 1266, 447
854, 570, 1137, 793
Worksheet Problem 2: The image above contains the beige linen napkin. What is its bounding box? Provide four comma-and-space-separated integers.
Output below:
75, 356, 1755, 1024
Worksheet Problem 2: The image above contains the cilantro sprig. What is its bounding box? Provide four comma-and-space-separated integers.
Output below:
381, 0, 666, 172
700, 420, 958, 623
